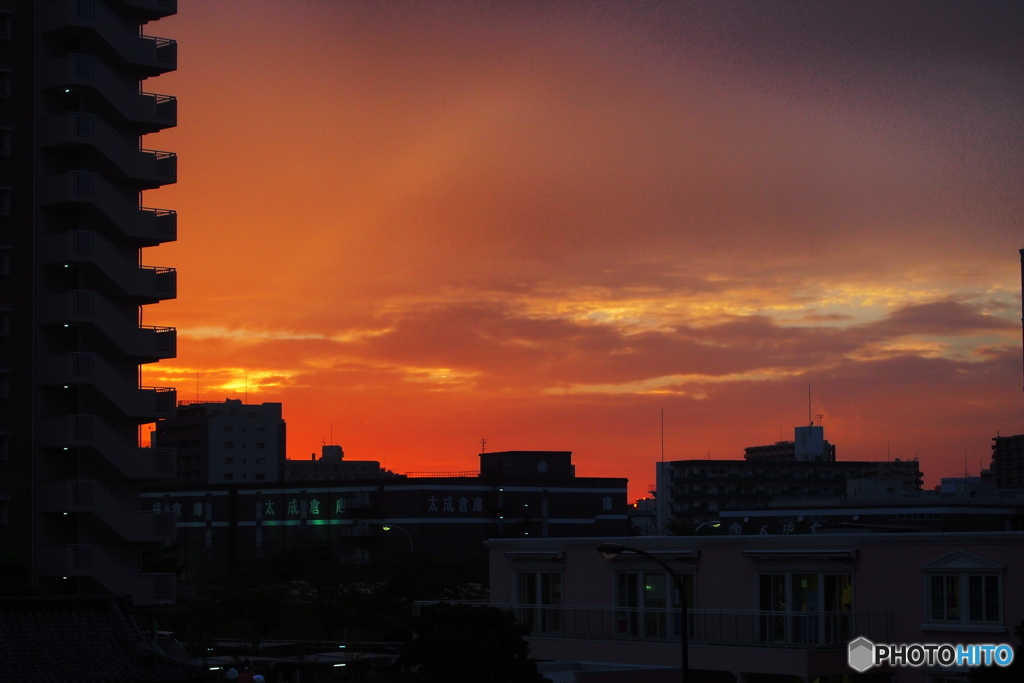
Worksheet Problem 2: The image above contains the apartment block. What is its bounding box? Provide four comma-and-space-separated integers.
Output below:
487, 532, 1024, 682
152, 399, 286, 484
0, 0, 179, 604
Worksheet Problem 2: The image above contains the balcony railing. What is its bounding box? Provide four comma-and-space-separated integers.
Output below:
40, 171, 176, 245
39, 53, 176, 131
505, 604, 894, 649
40, 230, 176, 302
36, 544, 175, 605
40, 113, 176, 188
39, 353, 175, 419
38, 414, 175, 479
39, 290, 175, 361
37, 479, 176, 542
41, 0, 177, 74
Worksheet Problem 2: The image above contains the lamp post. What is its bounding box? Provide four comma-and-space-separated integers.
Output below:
693, 520, 721, 533
381, 524, 414, 552
597, 543, 688, 683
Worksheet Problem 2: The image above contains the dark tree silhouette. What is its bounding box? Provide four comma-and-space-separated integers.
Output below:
399, 602, 547, 683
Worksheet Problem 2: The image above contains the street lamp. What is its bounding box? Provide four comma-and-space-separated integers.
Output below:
597, 543, 689, 683
381, 524, 414, 552
693, 520, 721, 533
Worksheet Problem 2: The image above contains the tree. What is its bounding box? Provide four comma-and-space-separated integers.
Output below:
399, 602, 547, 683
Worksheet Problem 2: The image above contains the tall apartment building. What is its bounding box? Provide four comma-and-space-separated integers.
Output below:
991, 433, 1024, 490
152, 399, 287, 484
0, 0, 179, 604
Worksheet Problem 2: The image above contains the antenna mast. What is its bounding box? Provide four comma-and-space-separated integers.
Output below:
807, 385, 812, 426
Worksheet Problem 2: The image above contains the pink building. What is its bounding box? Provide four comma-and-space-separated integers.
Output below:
487, 532, 1024, 682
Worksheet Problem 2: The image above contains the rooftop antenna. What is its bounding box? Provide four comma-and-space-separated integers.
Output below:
480, 438, 487, 453
196, 372, 199, 402
816, 413, 824, 427
244, 373, 248, 404
660, 409, 664, 463
807, 385, 812, 426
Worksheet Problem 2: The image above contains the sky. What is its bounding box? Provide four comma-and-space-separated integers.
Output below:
141, 1, 1024, 500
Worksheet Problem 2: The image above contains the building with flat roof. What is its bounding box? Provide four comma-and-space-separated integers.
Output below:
143, 450, 629, 579
0, 0, 179, 604
284, 443, 400, 481
991, 433, 1024, 490
152, 399, 286, 484
487, 532, 1024, 682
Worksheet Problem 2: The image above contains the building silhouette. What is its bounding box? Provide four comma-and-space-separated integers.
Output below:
153, 399, 287, 484
284, 443, 400, 481
656, 425, 922, 532
142, 450, 630, 578
0, 1, 179, 604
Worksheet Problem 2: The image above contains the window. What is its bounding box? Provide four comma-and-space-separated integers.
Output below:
616, 570, 693, 640
923, 551, 1004, 629
516, 570, 562, 634
757, 571, 853, 646
929, 574, 1000, 624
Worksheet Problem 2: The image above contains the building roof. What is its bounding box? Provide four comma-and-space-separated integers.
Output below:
0, 596, 207, 683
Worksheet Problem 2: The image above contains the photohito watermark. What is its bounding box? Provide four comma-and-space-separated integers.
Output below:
848, 637, 1015, 672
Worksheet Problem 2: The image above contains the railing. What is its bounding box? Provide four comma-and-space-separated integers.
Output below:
40, 171, 176, 243
42, 113, 177, 186
38, 414, 175, 478
39, 53, 176, 129
504, 604, 893, 649
40, 290, 175, 359
38, 544, 175, 604
42, 352, 175, 417
41, 0, 177, 73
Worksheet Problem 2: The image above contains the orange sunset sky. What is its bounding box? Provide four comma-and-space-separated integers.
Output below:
139, 1, 1024, 500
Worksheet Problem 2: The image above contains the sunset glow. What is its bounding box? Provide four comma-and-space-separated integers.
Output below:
140, 1, 1024, 497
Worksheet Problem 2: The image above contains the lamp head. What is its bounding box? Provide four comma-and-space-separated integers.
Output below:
596, 542, 627, 560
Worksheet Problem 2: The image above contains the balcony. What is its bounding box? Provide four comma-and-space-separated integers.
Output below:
37, 479, 176, 543
41, 0, 177, 75
39, 353, 175, 420
40, 231, 175, 302
38, 290, 175, 361
40, 172, 176, 246
40, 113, 176, 188
39, 54, 176, 131
37, 414, 175, 479
36, 545, 175, 605
506, 604, 894, 678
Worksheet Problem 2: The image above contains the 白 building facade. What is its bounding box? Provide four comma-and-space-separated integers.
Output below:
152, 399, 286, 484
0, 0, 179, 604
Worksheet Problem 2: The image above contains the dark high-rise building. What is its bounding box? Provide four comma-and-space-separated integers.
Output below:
991, 433, 1024, 490
0, 0, 179, 604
